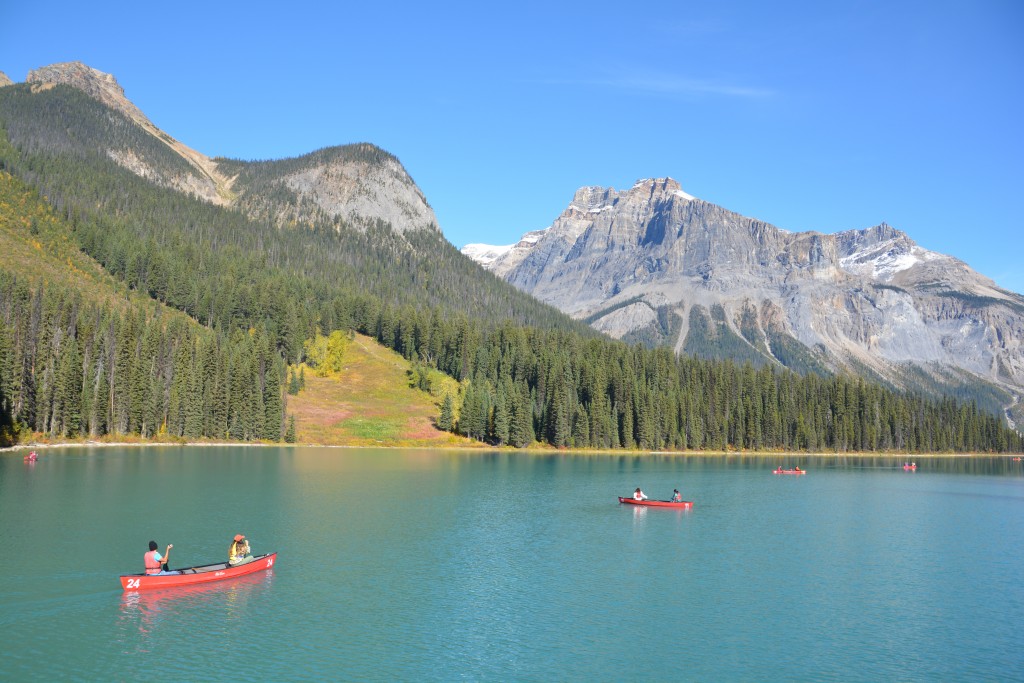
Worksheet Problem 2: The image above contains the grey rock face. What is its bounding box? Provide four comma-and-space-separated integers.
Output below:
0, 71, 13, 88
271, 152, 437, 234
465, 178, 1024, 403
23, 62, 437, 235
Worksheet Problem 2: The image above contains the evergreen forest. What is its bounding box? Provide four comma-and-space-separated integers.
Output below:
0, 82, 1020, 453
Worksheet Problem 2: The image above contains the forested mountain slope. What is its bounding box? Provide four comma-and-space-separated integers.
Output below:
0, 77, 594, 366
0, 169, 283, 445
0, 63, 1019, 453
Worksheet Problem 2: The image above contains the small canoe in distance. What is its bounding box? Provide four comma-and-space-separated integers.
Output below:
120, 552, 277, 591
618, 497, 694, 509
772, 468, 806, 475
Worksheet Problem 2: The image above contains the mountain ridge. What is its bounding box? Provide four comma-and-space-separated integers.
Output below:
464, 177, 1024, 419
9, 61, 436, 234
1, 63, 1020, 450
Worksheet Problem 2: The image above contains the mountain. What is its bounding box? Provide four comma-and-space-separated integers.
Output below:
24, 62, 231, 204
216, 145, 438, 233
16, 62, 436, 233
0, 62, 590, 346
463, 178, 1024, 422
1, 63, 1019, 452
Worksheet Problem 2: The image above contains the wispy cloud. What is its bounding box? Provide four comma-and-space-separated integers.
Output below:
538, 70, 775, 99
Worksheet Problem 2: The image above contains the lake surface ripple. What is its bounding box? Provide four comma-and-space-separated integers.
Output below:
2, 448, 1023, 681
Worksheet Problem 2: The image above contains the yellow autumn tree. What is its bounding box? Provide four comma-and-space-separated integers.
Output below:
303, 330, 349, 377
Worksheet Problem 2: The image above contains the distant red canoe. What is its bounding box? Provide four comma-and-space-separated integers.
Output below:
773, 469, 805, 475
618, 497, 694, 509
120, 552, 277, 591
903, 465, 917, 470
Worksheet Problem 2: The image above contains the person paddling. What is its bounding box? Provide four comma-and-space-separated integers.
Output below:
670, 489, 682, 502
633, 487, 648, 501
144, 540, 180, 575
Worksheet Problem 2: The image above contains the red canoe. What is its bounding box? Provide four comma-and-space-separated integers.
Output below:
773, 469, 805, 475
903, 465, 917, 470
618, 497, 694, 509
120, 552, 277, 591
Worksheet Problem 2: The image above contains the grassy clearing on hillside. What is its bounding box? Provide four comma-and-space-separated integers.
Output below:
285, 334, 481, 448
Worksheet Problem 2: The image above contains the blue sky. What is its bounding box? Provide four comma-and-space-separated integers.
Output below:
2, 1, 1022, 292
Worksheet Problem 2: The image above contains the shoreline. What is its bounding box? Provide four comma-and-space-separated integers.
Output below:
3, 440, 1016, 457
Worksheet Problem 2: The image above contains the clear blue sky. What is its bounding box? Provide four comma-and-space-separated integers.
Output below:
2, 1, 1022, 292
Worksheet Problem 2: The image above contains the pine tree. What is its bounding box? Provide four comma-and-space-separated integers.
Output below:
263, 356, 283, 441
438, 393, 454, 432
493, 378, 511, 445
55, 333, 82, 436
510, 381, 534, 448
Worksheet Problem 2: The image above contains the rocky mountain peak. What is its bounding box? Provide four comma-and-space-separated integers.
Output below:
564, 177, 696, 219
0, 71, 12, 88
27, 62, 146, 123
464, 178, 1024, 406
22, 61, 232, 205
569, 185, 615, 211
631, 177, 695, 201
9, 62, 440, 235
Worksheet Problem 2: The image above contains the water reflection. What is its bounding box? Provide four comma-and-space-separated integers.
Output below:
118, 571, 274, 644
631, 504, 648, 526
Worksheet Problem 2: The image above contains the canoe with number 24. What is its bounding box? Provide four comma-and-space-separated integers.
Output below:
120, 552, 277, 590
618, 497, 694, 509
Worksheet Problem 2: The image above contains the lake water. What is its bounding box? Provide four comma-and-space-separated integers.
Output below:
2, 447, 1023, 681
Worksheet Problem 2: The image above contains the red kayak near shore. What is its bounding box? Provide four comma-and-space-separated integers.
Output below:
618, 497, 694, 509
120, 552, 277, 591
773, 468, 805, 475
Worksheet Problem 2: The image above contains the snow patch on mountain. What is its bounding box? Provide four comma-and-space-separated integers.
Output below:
461, 243, 513, 266
840, 240, 945, 281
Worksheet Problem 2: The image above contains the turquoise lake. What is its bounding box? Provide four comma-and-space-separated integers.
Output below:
2, 447, 1023, 681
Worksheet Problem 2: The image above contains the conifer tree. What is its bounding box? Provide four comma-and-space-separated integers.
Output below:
438, 393, 454, 432
263, 357, 283, 441
493, 378, 511, 445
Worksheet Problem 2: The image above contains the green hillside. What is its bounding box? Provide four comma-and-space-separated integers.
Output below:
0, 83, 593, 365
286, 333, 478, 448
0, 81, 1020, 453
0, 169, 283, 446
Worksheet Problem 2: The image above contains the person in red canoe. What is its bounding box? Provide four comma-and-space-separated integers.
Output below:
228, 534, 254, 566
144, 540, 181, 575
670, 489, 682, 502
633, 487, 648, 501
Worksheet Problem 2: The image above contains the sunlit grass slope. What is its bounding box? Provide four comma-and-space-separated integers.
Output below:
287, 333, 480, 448
0, 170, 132, 305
